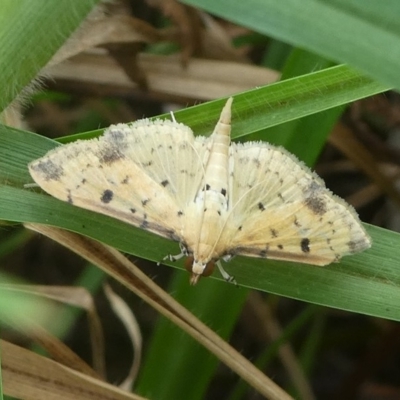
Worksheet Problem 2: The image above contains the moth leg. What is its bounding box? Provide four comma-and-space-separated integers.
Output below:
24, 182, 39, 189
216, 261, 237, 286
160, 242, 187, 264
163, 252, 184, 263
222, 254, 235, 262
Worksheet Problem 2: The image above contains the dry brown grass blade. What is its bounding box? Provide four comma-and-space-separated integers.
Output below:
20, 319, 101, 380
104, 43, 149, 90
47, 51, 279, 101
47, 0, 249, 93
198, 12, 248, 61
316, 160, 400, 209
147, 0, 203, 63
49, 12, 161, 68
330, 123, 400, 209
345, 163, 400, 209
25, 223, 294, 400
346, 182, 383, 210
104, 283, 142, 390
48, 11, 163, 89
2, 284, 106, 378
1, 339, 147, 400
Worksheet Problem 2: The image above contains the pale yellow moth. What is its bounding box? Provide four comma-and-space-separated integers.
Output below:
29, 98, 371, 284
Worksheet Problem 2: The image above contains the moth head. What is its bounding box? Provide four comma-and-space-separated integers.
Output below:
185, 257, 215, 285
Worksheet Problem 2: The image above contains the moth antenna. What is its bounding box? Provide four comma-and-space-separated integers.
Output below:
169, 111, 177, 123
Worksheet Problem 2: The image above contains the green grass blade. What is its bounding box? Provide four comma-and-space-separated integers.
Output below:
182, 0, 400, 89
60, 66, 387, 147
0, 0, 99, 111
261, 49, 341, 164
176, 66, 388, 141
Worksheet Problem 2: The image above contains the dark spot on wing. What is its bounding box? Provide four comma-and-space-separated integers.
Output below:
301, 238, 310, 253
303, 181, 328, 214
277, 244, 283, 250
121, 176, 129, 184
31, 159, 64, 181
142, 161, 153, 167
238, 225, 242, 231
258, 202, 265, 211
67, 191, 73, 204
81, 178, 87, 185
221, 188, 227, 196
106, 128, 127, 143
205, 184, 211, 190
98, 146, 124, 164
142, 199, 149, 206
270, 228, 278, 238
166, 229, 176, 239
304, 196, 327, 215
130, 208, 136, 214
259, 250, 268, 257
309, 181, 322, 191
107, 178, 117, 185
217, 210, 221, 216
347, 240, 365, 253
101, 189, 113, 203
177, 210, 184, 217
161, 179, 169, 187
294, 217, 301, 227
140, 220, 149, 229
347, 241, 356, 251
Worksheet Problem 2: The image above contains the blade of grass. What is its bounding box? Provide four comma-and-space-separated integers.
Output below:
182, 0, 400, 89
259, 49, 341, 164
57, 65, 387, 147
0, 0, 99, 111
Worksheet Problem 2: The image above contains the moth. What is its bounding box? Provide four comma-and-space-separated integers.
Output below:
29, 97, 371, 284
